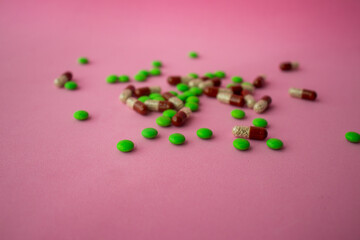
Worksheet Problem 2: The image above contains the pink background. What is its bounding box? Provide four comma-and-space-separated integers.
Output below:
1, 0, 360, 239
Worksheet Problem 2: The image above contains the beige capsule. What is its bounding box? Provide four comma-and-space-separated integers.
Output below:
54, 72, 72, 88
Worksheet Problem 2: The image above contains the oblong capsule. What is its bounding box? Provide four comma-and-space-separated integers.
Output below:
54, 71, 72, 88
217, 92, 245, 107
144, 100, 174, 112
242, 90, 256, 108
289, 88, 317, 101
167, 76, 193, 85
126, 97, 148, 115
253, 75, 265, 88
134, 86, 161, 97
198, 78, 222, 89
119, 85, 135, 103
171, 107, 192, 126
204, 87, 232, 97
188, 76, 209, 87
162, 92, 184, 110
232, 126, 268, 140
241, 82, 255, 93
253, 96, 272, 113
280, 62, 299, 71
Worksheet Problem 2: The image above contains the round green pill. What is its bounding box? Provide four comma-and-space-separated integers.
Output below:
204, 72, 215, 78
169, 133, 185, 145
134, 73, 147, 82
141, 128, 158, 139
78, 57, 88, 64
119, 75, 130, 82
266, 138, 283, 150
231, 109, 245, 119
169, 90, 178, 96
138, 96, 150, 103
196, 128, 213, 139
177, 94, 188, 102
149, 93, 162, 99
150, 68, 161, 76
183, 91, 195, 97
189, 51, 198, 58
188, 73, 198, 78
107, 75, 119, 84
176, 83, 189, 92
117, 140, 134, 152
253, 118, 268, 128
232, 76, 243, 83
185, 102, 199, 112
156, 116, 171, 127
64, 81, 78, 90
189, 87, 203, 96
138, 70, 149, 77
163, 109, 177, 118
226, 83, 237, 88
345, 132, 360, 143
152, 96, 165, 101
215, 71, 226, 78
186, 96, 199, 104
152, 61, 162, 68
73, 110, 89, 120
233, 139, 250, 151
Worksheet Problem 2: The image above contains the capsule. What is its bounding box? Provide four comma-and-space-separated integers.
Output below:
280, 62, 299, 71
253, 75, 265, 88
242, 90, 256, 108
119, 85, 135, 103
241, 83, 254, 93
171, 107, 192, 127
232, 126, 268, 140
54, 71, 72, 87
167, 76, 193, 85
253, 96, 272, 113
144, 100, 174, 112
204, 86, 242, 98
188, 76, 209, 87
134, 86, 161, 97
126, 97, 148, 115
217, 92, 245, 107
162, 92, 184, 110
289, 88, 317, 101
198, 78, 222, 89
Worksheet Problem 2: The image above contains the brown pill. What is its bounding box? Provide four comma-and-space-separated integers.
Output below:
134, 86, 161, 97
167, 76, 193, 85
289, 88, 317, 101
126, 97, 148, 115
217, 92, 245, 107
253, 75, 265, 88
171, 107, 192, 127
232, 126, 268, 140
280, 62, 299, 71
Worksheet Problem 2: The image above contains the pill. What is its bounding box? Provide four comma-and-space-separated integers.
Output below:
185, 102, 199, 112
196, 128, 213, 139
266, 138, 283, 150
233, 139, 250, 151
177, 94, 188, 102
289, 88, 317, 101
78, 57, 89, 64
64, 81, 78, 90
163, 109, 177, 118
117, 140, 134, 152
204, 72, 215, 78
280, 62, 299, 71
188, 76, 209, 87
144, 99, 174, 112
119, 75, 130, 82
134, 73, 147, 82
215, 71, 226, 78
73, 110, 89, 121
138, 96, 150, 103
169, 133, 186, 145
232, 76, 243, 83
156, 116, 172, 127
107, 75, 119, 84
186, 96, 199, 104
253, 96, 272, 113
54, 71, 72, 87
188, 73, 198, 78
242, 90, 256, 108
253, 75, 265, 88
126, 97, 148, 115
176, 83, 190, 92
189, 87, 203, 96
169, 90, 178, 96
232, 126, 268, 140
152, 61, 162, 68
162, 92, 184, 110
138, 70, 150, 77
198, 78, 222, 89
167, 76, 193, 85
231, 109, 245, 119
204, 86, 242, 97
149, 93, 162, 99
134, 86, 161, 97
345, 132, 360, 143
142, 128, 158, 139
149, 68, 161, 76
189, 51, 198, 58
217, 92, 245, 107
241, 82, 254, 93
252, 118, 268, 128
119, 85, 135, 103
171, 107, 192, 126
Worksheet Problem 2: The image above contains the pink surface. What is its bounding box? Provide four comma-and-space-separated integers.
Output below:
1, 0, 360, 239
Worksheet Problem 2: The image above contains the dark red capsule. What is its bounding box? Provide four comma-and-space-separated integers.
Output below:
253, 75, 265, 88
280, 62, 299, 71
171, 107, 192, 127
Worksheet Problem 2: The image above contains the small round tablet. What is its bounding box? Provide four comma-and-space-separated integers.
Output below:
253, 118, 268, 128
156, 116, 171, 127
107, 75, 118, 84
231, 109, 245, 119
73, 110, 89, 120
233, 139, 250, 151
163, 109, 177, 118
78, 57, 89, 64
266, 138, 283, 150
345, 132, 360, 143
169, 133, 186, 145
196, 128, 213, 139
117, 140, 134, 152
141, 128, 158, 139
64, 81, 78, 90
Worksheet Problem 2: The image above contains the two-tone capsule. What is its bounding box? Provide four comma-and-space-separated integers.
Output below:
188, 76, 210, 87
241, 83, 255, 93
126, 97, 148, 115
134, 86, 161, 97
171, 107, 192, 126
167, 76, 194, 85
204, 86, 242, 97
232, 126, 268, 140
144, 100, 174, 112
289, 88, 317, 101
280, 62, 299, 71
253, 96, 271, 113
162, 92, 184, 110
119, 85, 135, 103
242, 90, 256, 108
54, 71, 72, 87
198, 78, 222, 89
217, 92, 245, 107
253, 75, 265, 88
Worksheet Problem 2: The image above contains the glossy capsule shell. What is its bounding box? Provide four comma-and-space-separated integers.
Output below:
119, 85, 135, 103
217, 92, 245, 107
204, 86, 242, 97
242, 90, 256, 108
54, 71, 72, 87
134, 86, 161, 97
241, 82, 255, 93
280, 62, 299, 71
162, 92, 184, 110
188, 76, 209, 87
289, 88, 317, 101
253, 96, 272, 113
167, 76, 193, 85
144, 100, 174, 112
171, 107, 192, 126
253, 75, 265, 88
126, 97, 148, 115
232, 126, 268, 140
198, 78, 222, 89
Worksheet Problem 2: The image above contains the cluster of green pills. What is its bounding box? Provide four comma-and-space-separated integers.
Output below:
134, 60, 163, 82
106, 74, 130, 84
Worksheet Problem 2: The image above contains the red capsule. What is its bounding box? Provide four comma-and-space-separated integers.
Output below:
253, 96, 272, 113
280, 62, 299, 71
232, 126, 268, 140
289, 88, 317, 101
253, 75, 265, 88
162, 92, 184, 110
204, 87, 232, 97
119, 85, 135, 103
134, 86, 161, 97
171, 107, 192, 127
167, 76, 193, 85
126, 97, 148, 115
144, 100, 174, 112
217, 92, 245, 107
188, 76, 210, 87
198, 78, 222, 89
